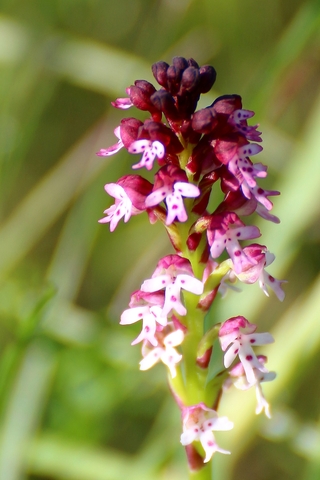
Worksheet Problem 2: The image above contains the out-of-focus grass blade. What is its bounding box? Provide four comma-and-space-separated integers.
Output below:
0, 15, 151, 97
45, 35, 152, 96
26, 433, 186, 480
0, 340, 56, 480
46, 189, 101, 302
0, 120, 111, 281
0, 16, 30, 65
134, 396, 183, 470
250, 0, 320, 112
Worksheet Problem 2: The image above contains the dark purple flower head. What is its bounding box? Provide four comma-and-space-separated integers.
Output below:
150, 57, 217, 121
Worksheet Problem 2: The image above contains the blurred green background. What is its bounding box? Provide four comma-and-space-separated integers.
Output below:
0, 0, 320, 479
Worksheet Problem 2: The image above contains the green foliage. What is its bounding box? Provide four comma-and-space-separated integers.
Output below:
1, 1, 320, 479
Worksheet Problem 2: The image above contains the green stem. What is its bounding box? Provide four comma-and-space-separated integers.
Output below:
170, 143, 225, 479
190, 462, 212, 480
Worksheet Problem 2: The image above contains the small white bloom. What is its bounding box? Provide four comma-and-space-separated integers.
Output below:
141, 273, 203, 317
139, 328, 184, 378
99, 183, 133, 232
120, 305, 167, 346
129, 139, 165, 170
180, 403, 233, 463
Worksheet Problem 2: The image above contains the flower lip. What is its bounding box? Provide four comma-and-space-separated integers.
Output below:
180, 403, 233, 463
219, 316, 274, 385
129, 139, 165, 171
139, 325, 184, 378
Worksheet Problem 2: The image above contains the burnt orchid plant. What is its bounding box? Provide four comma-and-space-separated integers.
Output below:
97, 57, 285, 478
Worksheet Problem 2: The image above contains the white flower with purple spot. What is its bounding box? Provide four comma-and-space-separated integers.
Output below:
208, 220, 261, 274
219, 316, 274, 385
141, 270, 203, 317
228, 143, 265, 190
227, 143, 280, 211
230, 244, 286, 300
139, 327, 184, 378
228, 109, 262, 142
180, 403, 233, 463
259, 251, 287, 301
146, 181, 200, 225
120, 305, 167, 346
227, 356, 276, 419
96, 126, 124, 157
128, 139, 165, 170
99, 183, 133, 231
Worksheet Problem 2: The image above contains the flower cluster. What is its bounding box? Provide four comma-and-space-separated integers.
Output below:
97, 57, 285, 470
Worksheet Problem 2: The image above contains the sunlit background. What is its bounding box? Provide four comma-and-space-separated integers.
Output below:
0, 1, 320, 479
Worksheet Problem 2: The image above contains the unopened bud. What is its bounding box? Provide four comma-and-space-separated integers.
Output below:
151, 90, 181, 121
129, 80, 158, 112
180, 66, 200, 93
192, 107, 217, 134
199, 65, 217, 93
152, 61, 169, 88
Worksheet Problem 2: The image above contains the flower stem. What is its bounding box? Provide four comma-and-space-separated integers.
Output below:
189, 462, 212, 480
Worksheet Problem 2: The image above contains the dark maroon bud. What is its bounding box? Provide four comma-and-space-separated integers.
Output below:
167, 65, 183, 95
186, 231, 202, 252
192, 107, 217, 134
196, 347, 212, 368
215, 190, 249, 215
150, 90, 181, 121
141, 119, 183, 153
119, 118, 143, 148
134, 80, 156, 96
220, 167, 240, 194
151, 61, 169, 88
129, 80, 159, 112
172, 56, 189, 71
153, 164, 187, 191
199, 65, 217, 93
179, 120, 202, 144
192, 171, 219, 214
188, 58, 199, 68
176, 91, 200, 118
213, 134, 239, 164
212, 94, 242, 115
117, 175, 153, 210
180, 66, 200, 93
